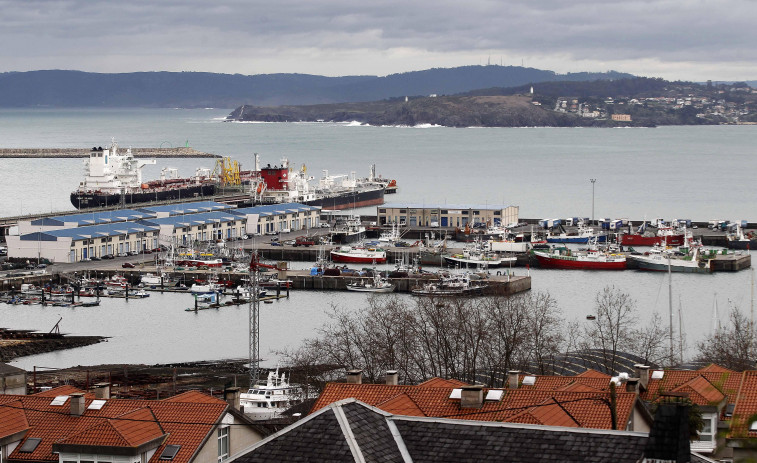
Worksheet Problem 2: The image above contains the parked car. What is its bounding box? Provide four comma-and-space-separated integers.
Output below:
122, 262, 135, 268
102, 254, 114, 259
116, 252, 128, 257
90, 256, 101, 261
270, 241, 283, 247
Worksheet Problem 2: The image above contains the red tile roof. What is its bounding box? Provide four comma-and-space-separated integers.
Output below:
57, 407, 165, 448
728, 371, 757, 438
312, 383, 641, 430
0, 399, 29, 438
698, 364, 736, 374
417, 377, 468, 388
670, 376, 726, 406
641, 369, 741, 407
577, 369, 612, 379
0, 387, 231, 463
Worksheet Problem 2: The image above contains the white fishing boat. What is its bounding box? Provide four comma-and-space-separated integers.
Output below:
330, 245, 387, 264
411, 272, 488, 296
346, 273, 395, 293
444, 238, 513, 268
240, 369, 307, 421
629, 244, 711, 273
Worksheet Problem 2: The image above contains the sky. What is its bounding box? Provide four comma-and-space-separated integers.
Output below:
1, 0, 755, 82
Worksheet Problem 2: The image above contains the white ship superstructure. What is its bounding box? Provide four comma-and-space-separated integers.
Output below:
78, 139, 156, 194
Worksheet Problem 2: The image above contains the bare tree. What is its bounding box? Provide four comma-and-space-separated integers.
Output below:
580, 286, 638, 373
697, 308, 756, 371
279, 291, 567, 386
632, 312, 673, 367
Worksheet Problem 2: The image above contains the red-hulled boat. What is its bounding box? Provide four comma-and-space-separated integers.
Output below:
618, 226, 684, 247
532, 248, 627, 270
330, 245, 387, 264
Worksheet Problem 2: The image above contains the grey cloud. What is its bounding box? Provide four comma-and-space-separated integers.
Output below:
0, 0, 754, 79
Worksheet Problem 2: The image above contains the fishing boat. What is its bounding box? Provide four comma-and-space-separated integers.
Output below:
330, 245, 387, 264
725, 224, 757, 250
546, 224, 607, 244
444, 239, 513, 268
618, 223, 685, 247
329, 215, 366, 244
411, 272, 488, 296
629, 245, 711, 273
532, 246, 627, 270
189, 276, 225, 294
240, 369, 307, 421
346, 273, 395, 293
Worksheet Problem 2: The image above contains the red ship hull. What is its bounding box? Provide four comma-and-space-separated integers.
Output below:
618, 234, 684, 246
533, 252, 627, 270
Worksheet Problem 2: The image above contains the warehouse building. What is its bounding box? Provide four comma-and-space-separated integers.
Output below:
234, 203, 322, 235
377, 203, 519, 228
7, 202, 320, 263
6, 222, 161, 263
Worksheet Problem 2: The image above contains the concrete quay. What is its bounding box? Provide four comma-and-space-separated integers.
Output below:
0, 147, 218, 158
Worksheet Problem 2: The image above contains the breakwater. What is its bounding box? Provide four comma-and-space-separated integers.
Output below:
0, 147, 218, 158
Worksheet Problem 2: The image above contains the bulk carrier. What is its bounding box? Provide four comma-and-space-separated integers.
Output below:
70, 141, 216, 209
71, 140, 395, 210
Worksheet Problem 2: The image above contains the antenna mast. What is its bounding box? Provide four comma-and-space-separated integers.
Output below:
248, 241, 261, 386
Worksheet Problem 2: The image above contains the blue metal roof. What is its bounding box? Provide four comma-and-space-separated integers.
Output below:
136, 201, 232, 215
234, 203, 320, 217
137, 210, 245, 229
30, 209, 156, 227
381, 204, 514, 210
21, 222, 160, 241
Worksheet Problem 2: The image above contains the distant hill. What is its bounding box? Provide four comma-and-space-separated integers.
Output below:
229, 77, 747, 127
0, 67, 634, 108
229, 94, 600, 128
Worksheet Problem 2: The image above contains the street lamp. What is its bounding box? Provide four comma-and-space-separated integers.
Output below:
590, 179, 596, 224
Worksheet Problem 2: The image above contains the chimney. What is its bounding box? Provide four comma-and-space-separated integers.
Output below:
346, 369, 363, 384
70, 392, 85, 416
508, 370, 520, 389
224, 387, 241, 411
94, 382, 110, 399
643, 401, 690, 463
460, 385, 484, 409
634, 364, 650, 389
385, 370, 399, 386
625, 378, 640, 395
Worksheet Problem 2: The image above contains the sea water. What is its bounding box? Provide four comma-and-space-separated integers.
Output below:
0, 108, 755, 369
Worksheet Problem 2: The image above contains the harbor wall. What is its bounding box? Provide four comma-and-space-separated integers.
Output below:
0, 147, 217, 158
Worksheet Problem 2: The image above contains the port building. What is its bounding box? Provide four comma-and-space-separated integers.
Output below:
6, 201, 320, 263
16, 201, 232, 235
377, 203, 519, 228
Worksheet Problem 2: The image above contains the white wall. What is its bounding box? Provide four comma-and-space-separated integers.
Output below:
6, 236, 73, 263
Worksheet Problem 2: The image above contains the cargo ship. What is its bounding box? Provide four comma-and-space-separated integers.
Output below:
71, 141, 395, 210
70, 141, 217, 209
245, 157, 387, 210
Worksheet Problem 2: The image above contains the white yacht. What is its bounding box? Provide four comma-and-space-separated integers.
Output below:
240, 369, 306, 421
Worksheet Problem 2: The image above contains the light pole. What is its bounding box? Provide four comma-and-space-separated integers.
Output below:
590, 179, 596, 224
